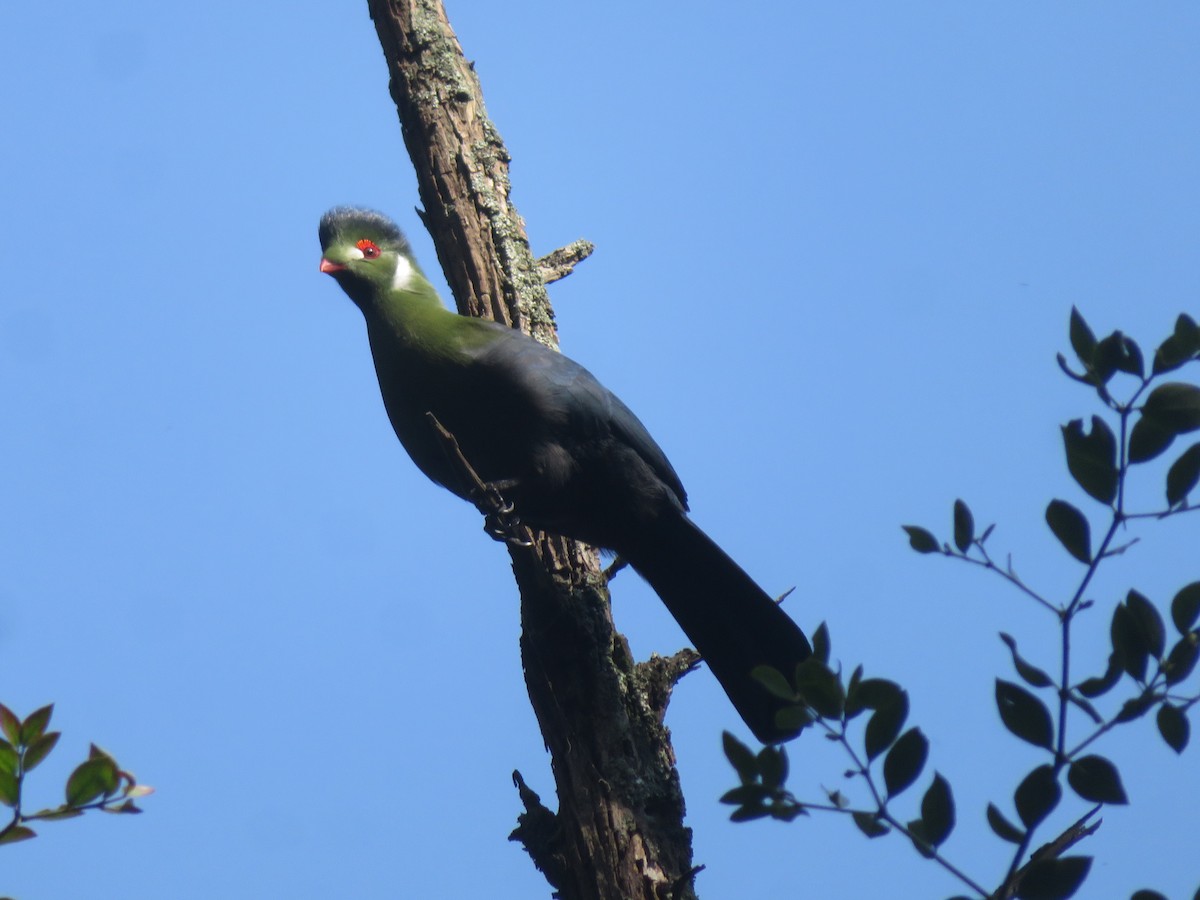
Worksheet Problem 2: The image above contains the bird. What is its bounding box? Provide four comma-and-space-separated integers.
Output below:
318, 206, 812, 743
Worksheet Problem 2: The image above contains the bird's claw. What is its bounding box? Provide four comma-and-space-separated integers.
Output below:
479, 491, 533, 547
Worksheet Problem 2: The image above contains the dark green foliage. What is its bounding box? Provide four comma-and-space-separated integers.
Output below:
1062, 417, 1118, 504
1045, 500, 1092, 564
1015, 856, 1091, 900
1015, 765, 1060, 830
919, 773, 955, 847
1156, 704, 1189, 753
1166, 443, 1200, 507
1000, 633, 1055, 689
986, 803, 1025, 844
1172, 582, 1200, 634
0, 702, 149, 848
1066, 755, 1127, 805
883, 728, 928, 798
996, 680, 1054, 750
953, 499, 974, 552
725, 311, 1199, 899
903, 525, 940, 554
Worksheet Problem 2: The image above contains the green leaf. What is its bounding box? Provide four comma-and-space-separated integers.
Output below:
1157, 703, 1189, 754
1171, 582, 1200, 634
772, 704, 813, 734
953, 499, 974, 552
1015, 765, 1061, 829
811, 621, 831, 665
728, 805, 769, 822
1069, 307, 1097, 369
902, 525, 940, 554
883, 728, 928, 798
1015, 856, 1092, 900
1076, 655, 1122, 698
1111, 601, 1151, 682
757, 745, 788, 790
1166, 443, 1200, 507
996, 680, 1055, 750
65, 756, 119, 807
0, 742, 17, 776
1114, 693, 1158, 724
1045, 500, 1092, 563
851, 810, 889, 838
793, 658, 844, 719
1129, 416, 1176, 463
864, 689, 909, 762
0, 825, 36, 845
1000, 633, 1055, 688
986, 802, 1025, 843
1143, 382, 1200, 435
920, 772, 955, 846
906, 816, 935, 858
1164, 634, 1200, 685
1061, 417, 1118, 504
1125, 590, 1165, 659
0, 706, 20, 747
19, 705, 53, 745
722, 731, 759, 783
1067, 755, 1127, 804
720, 785, 768, 806
0, 771, 18, 808
751, 665, 796, 702
23, 732, 60, 773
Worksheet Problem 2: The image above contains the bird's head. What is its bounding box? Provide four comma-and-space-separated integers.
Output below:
318, 207, 426, 307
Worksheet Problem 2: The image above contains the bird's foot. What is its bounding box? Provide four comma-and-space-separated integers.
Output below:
475, 483, 533, 548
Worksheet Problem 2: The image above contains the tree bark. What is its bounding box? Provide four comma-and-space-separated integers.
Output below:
365, 2, 701, 897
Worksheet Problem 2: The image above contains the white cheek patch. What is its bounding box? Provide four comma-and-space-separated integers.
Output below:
346, 246, 365, 260
391, 255, 414, 292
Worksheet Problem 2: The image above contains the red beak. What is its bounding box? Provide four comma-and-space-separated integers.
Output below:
319, 258, 346, 274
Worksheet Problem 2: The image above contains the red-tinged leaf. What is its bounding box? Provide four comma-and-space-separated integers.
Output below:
19, 705, 53, 745
0, 706, 20, 746
0, 825, 36, 845
1045, 500, 1091, 563
22, 731, 60, 772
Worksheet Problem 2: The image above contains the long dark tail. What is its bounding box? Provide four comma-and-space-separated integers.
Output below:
623, 512, 812, 743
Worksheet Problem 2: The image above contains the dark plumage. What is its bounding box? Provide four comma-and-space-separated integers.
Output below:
319, 207, 811, 742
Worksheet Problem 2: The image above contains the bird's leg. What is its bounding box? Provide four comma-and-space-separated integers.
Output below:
424, 412, 533, 547
475, 478, 534, 548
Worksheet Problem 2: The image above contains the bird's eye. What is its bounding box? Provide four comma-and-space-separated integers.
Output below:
357, 239, 381, 259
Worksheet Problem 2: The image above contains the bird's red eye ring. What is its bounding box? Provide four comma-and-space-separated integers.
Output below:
357, 239, 381, 259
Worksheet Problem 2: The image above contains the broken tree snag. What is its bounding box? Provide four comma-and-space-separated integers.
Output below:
366, 2, 700, 899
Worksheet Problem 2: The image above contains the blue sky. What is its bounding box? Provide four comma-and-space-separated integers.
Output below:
2, 3, 1198, 898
